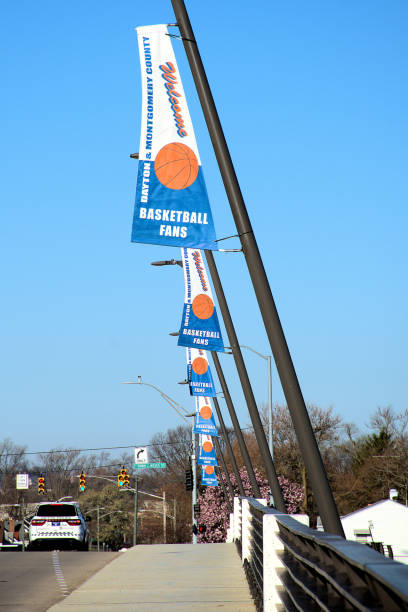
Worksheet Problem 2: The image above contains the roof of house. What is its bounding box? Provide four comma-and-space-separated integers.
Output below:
342, 499, 408, 520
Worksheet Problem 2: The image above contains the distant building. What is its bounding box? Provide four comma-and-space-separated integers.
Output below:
341, 495, 408, 565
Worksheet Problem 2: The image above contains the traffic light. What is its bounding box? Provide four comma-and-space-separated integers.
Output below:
198, 524, 207, 534
123, 470, 130, 488
118, 466, 127, 487
38, 475, 45, 495
192, 524, 198, 535
79, 471, 86, 492
185, 469, 193, 491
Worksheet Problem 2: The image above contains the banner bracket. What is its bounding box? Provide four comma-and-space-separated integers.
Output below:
166, 33, 196, 43
218, 249, 242, 253
214, 233, 238, 242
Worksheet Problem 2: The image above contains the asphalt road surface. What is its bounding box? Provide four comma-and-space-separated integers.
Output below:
0, 550, 119, 611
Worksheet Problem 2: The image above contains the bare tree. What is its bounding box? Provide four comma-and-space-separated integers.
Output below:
36, 449, 84, 501
0, 438, 28, 503
259, 403, 345, 522
149, 425, 191, 483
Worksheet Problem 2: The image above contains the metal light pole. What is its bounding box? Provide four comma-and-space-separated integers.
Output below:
97, 506, 100, 551
163, 491, 167, 544
121, 484, 168, 545
123, 379, 198, 543
97, 510, 123, 550
84, 505, 104, 552
192, 423, 197, 544
21, 498, 25, 553
173, 498, 177, 541
86, 507, 122, 551
134, 477, 138, 546
122, 377, 188, 422
232, 345, 273, 461
170, 0, 344, 537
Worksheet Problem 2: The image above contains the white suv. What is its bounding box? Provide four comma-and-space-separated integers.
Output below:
29, 501, 90, 550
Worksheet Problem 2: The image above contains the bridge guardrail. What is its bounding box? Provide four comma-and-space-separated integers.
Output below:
232, 497, 408, 611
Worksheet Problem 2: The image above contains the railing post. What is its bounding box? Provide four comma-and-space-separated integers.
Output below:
263, 513, 286, 611
226, 512, 234, 543
241, 499, 251, 564
233, 497, 242, 543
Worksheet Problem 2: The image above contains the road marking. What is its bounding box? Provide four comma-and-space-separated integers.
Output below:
51, 550, 69, 597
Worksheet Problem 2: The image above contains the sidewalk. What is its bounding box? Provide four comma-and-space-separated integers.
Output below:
48, 543, 255, 611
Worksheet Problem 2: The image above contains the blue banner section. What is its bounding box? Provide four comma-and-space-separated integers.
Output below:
198, 437, 217, 466
193, 398, 218, 437
131, 162, 217, 250
188, 362, 216, 397
178, 303, 224, 351
201, 466, 218, 486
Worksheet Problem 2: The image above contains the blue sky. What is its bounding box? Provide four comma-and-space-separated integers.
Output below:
1, 1, 407, 456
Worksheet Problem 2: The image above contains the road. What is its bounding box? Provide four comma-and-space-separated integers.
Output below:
0, 550, 118, 611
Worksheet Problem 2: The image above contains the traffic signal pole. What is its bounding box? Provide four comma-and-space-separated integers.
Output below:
171, 0, 344, 537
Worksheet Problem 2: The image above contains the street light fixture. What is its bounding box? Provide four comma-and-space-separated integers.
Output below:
121, 377, 189, 422
151, 259, 183, 268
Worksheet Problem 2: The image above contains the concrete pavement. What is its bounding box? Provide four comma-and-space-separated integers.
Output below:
48, 543, 255, 611
0, 550, 118, 611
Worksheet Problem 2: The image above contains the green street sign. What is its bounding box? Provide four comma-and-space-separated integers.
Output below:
134, 462, 166, 469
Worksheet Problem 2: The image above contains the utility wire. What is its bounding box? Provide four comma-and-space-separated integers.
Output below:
0, 427, 254, 459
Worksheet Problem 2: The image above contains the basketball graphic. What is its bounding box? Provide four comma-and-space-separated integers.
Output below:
192, 294, 214, 320
205, 465, 214, 475
202, 439, 213, 453
154, 142, 199, 190
200, 404, 212, 420
192, 357, 208, 375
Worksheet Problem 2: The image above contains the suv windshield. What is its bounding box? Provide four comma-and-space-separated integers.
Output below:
36, 504, 78, 517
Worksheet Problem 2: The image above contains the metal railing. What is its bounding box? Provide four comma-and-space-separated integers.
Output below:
232, 497, 408, 611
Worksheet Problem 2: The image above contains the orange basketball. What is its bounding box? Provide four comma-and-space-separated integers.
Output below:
202, 440, 213, 453
205, 465, 214, 475
200, 404, 212, 420
192, 357, 208, 375
192, 294, 214, 320
154, 142, 199, 190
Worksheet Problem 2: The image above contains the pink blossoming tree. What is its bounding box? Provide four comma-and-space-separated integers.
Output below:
197, 467, 303, 543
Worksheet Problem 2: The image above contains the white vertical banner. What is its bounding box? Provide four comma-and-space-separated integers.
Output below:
178, 248, 224, 352
131, 24, 218, 249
